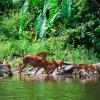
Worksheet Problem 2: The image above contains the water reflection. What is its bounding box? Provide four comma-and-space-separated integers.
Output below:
0, 74, 100, 100
26, 73, 98, 83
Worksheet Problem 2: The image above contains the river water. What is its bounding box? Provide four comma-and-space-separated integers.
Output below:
0, 75, 100, 100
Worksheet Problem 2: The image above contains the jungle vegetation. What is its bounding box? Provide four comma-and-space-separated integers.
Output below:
0, 0, 100, 65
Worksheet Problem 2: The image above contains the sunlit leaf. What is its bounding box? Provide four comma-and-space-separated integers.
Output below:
43, 0, 50, 14
62, 0, 72, 18
19, 16, 25, 36
12, 0, 21, 4
20, 0, 29, 13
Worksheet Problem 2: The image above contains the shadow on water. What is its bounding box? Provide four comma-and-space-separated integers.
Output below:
0, 74, 100, 100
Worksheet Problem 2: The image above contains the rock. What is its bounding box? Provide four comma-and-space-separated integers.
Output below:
26, 68, 44, 75
0, 64, 13, 77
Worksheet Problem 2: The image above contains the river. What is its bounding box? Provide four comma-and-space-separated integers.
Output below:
0, 74, 100, 100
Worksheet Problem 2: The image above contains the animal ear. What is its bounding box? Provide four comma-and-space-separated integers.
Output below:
62, 59, 64, 62
3, 58, 7, 62
3, 58, 6, 61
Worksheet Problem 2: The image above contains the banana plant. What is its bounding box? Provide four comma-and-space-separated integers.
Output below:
15, 0, 72, 38
62, 0, 72, 18
34, 0, 60, 38
34, 0, 72, 38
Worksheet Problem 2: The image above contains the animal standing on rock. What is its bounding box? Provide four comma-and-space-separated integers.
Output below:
41, 59, 64, 74
19, 56, 64, 75
73, 64, 97, 78
13, 51, 55, 74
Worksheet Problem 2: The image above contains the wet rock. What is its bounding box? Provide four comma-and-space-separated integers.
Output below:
56, 64, 75, 75
0, 64, 13, 77
0, 64, 9, 73
26, 68, 44, 75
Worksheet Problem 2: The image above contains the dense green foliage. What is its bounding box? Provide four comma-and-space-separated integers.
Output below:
0, 0, 100, 64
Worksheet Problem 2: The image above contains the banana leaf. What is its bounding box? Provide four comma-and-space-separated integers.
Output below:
34, 13, 47, 38
20, 0, 29, 14
62, 0, 72, 18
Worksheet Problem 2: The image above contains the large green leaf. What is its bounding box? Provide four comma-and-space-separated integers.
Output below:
40, 17, 46, 38
34, 14, 46, 38
20, 0, 29, 13
19, 15, 25, 35
43, 0, 50, 14
12, 0, 21, 4
34, 0, 50, 38
49, 11, 60, 26
49, 0, 58, 8
62, 0, 72, 18
34, 0, 72, 38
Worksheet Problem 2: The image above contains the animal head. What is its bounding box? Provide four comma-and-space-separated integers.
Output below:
3, 59, 8, 65
54, 59, 64, 66
3, 59, 11, 70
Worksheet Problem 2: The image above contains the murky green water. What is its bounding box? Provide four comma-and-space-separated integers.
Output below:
0, 75, 100, 100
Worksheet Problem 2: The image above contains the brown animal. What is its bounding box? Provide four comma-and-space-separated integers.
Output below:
41, 59, 64, 74
3, 59, 11, 70
48, 59, 64, 73
73, 64, 97, 78
74, 64, 97, 71
13, 51, 55, 74
19, 54, 64, 75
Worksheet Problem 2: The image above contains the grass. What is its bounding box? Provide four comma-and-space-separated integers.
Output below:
0, 36, 99, 67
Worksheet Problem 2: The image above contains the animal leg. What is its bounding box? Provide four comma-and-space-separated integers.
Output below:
34, 68, 41, 75
49, 68, 55, 74
19, 64, 26, 73
79, 69, 91, 79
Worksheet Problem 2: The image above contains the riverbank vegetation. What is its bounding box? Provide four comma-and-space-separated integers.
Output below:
0, 0, 100, 65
